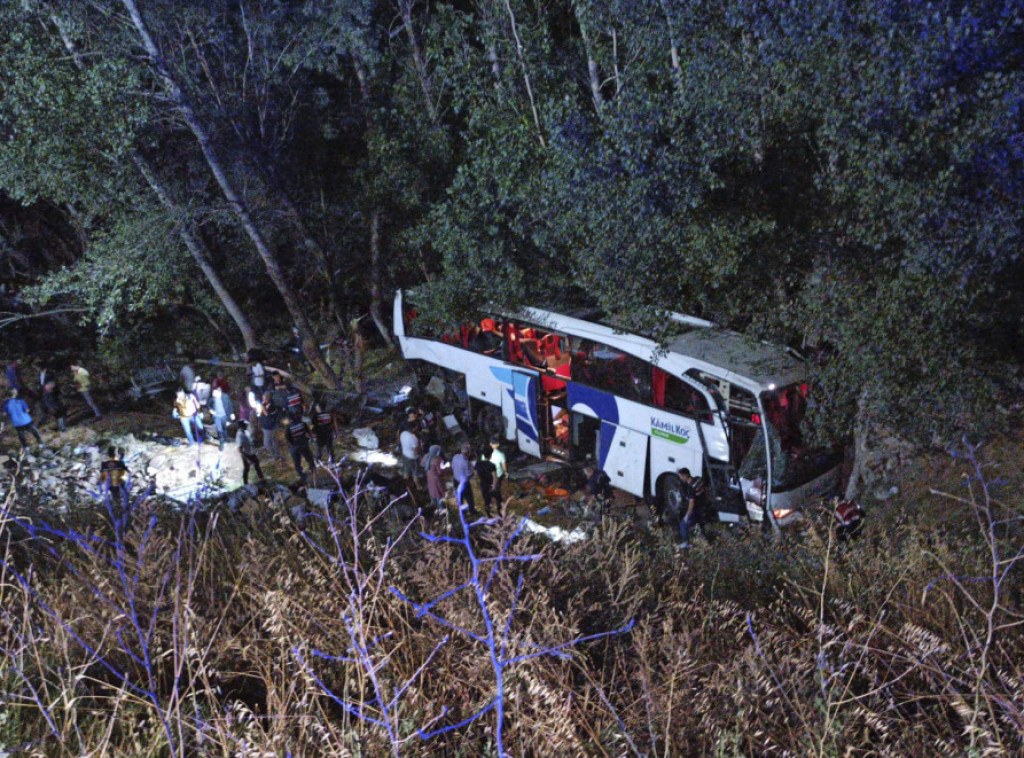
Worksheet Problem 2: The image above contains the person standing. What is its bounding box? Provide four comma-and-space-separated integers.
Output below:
417, 405, 441, 449
423, 444, 448, 515
584, 464, 613, 515
179, 364, 196, 393
284, 416, 316, 483
399, 416, 422, 493
283, 381, 304, 422
248, 357, 266, 393
312, 402, 335, 463
2, 389, 42, 449
172, 389, 203, 445
209, 387, 235, 451
211, 374, 231, 394
676, 468, 700, 549
475, 448, 499, 516
452, 442, 477, 515
489, 437, 507, 507
193, 375, 212, 405
258, 390, 281, 459
235, 421, 265, 484
70, 363, 102, 419
41, 380, 67, 432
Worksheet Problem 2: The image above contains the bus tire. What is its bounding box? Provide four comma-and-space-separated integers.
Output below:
658, 474, 684, 524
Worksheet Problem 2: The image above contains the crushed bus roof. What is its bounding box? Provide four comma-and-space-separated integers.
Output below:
665, 328, 805, 389
399, 290, 806, 393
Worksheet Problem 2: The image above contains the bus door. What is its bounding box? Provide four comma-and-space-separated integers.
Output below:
511, 370, 541, 458
600, 421, 647, 497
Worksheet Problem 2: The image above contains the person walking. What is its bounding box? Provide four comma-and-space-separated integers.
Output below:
423, 444, 448, 515
475, 447, 499, 516
69, 363, 102, 419
41, 380, 67, 432
2, 389, 42, 449
452, 442, 477, 515
172, 389, 203, 445
209, 387, 235, 451
235, 421, 265, 484
312, 402, 335, 463
284, 416, 316, 483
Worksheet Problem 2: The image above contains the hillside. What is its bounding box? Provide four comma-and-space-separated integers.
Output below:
1, 352, 1021, 756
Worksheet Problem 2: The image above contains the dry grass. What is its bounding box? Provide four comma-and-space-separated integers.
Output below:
1, 449, 1021, 757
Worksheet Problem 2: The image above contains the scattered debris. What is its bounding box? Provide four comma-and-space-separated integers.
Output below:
128, 363, 177, 399
521, 518, 588, 544
353, 428, 380, 449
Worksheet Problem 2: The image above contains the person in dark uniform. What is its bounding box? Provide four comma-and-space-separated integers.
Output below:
312, 402, 335, 463
284, 416, 316, 483
676, 468, 699, 549
584, 464, 613, 515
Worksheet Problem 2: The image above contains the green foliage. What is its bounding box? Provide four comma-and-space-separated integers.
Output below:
406, 0, 1024, 441
25, 206, 193, 334
0, 5, 146, 208
0, 0, 1021, 441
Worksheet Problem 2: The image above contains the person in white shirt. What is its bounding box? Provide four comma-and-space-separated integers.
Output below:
398, 412, 421, 491
489, 436, 507, 507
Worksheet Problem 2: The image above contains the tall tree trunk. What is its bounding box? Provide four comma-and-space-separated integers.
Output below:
397, 0, 439, 125
120, 0, 337, 386
352, 60, 393, 348
368, 210, 393, 348
572, 7, 604, 111
50, 9, 255, 354
256, 159, 345, 328
502, 0, 546, 147
844, 387, 872, 501
133, 153, 256, 351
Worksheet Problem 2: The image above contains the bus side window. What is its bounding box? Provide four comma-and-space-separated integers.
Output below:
654, 367, 712, 422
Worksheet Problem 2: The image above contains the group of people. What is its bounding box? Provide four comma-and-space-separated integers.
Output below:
399, 406, 508, 518
2, 359, 102, 450
172, 359, 337, 486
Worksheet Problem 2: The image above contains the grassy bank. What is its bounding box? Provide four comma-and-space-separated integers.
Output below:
1, 445, 1021, 756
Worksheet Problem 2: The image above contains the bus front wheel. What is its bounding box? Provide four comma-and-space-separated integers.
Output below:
658, 474, 684, 524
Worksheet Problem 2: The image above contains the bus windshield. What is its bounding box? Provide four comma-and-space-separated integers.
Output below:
739, 383, 842, 491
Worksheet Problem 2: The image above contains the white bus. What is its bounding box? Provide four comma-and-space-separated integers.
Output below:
394, 290, 843, 526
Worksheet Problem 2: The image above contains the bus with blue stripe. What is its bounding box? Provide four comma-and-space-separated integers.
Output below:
394, 291, 844, 526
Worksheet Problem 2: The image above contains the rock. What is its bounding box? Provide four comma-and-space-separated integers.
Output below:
353, 428, 379, 449
874, 485, 899, 501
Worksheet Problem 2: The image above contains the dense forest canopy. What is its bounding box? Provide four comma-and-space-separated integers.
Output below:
1, 0, 1021, 440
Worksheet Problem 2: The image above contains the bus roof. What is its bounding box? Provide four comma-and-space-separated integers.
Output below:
398, 290, 806, 394
664, 328, 806, 391
519, 304, 806, 393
